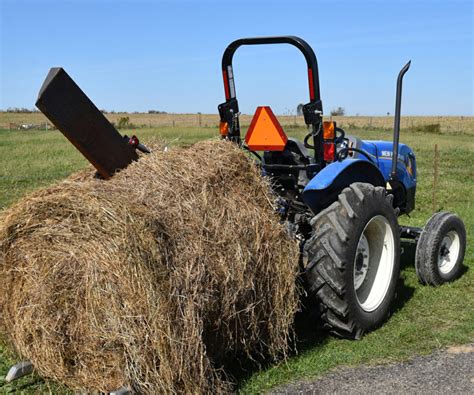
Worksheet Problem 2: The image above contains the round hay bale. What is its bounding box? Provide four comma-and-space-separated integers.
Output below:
0, 140, 300, 393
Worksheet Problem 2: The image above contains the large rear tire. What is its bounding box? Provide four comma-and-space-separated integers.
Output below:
303, 183, 400, 339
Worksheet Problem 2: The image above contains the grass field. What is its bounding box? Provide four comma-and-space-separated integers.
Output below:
0, 122, 473, 393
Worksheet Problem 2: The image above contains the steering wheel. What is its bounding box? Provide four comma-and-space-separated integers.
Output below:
335, 126, 346, 145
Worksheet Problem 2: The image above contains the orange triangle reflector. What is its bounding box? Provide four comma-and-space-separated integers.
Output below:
245, 106, 288, 151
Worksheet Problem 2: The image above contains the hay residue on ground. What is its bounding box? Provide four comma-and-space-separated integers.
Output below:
0, 140, 300, 393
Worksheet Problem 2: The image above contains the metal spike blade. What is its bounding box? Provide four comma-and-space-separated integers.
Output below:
109, 386, 131, 395
5, 360, 34, 382
35, 67, 138, 179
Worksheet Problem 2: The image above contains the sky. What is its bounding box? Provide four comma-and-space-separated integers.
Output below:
0, 0, 472, 116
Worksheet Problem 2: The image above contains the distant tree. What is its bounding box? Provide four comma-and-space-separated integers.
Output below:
296, 103, 304, 116
6, 107, 34, 113
117, 116, 130, 129
330, 107, 346, 116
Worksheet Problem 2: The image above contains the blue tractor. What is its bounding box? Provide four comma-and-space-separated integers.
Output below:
218, 36, 467, 339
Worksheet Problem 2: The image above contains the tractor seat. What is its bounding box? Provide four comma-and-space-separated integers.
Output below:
263, 137, 314, 167
285, 138, 314, 164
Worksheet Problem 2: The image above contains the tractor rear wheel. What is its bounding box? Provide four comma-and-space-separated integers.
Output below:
415, 212, 466, 285
303, 183, 400, 339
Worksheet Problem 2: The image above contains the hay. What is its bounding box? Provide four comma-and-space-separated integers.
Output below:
0, 140, 300, 393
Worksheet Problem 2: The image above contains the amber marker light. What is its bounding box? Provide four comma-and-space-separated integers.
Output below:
323, 121, 335, 140
219, 121, 229, 136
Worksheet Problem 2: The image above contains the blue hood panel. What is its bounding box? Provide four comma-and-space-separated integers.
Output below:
301, 139, 417, 213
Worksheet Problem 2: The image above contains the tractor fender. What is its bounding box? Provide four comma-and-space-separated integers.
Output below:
302, 159, 386, 213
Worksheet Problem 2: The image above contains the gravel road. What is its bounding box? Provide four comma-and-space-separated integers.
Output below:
272, 344, 474, 394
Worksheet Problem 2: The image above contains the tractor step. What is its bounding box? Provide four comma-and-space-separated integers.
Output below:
4, 360, 34, 382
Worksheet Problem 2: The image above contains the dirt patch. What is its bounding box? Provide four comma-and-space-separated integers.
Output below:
447, 344, 473, 354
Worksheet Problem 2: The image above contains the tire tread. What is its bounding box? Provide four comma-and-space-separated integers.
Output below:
304, 182, 399, 339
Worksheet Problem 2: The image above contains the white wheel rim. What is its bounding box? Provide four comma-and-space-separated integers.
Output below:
438, 230, 460, 274
354, 234, 370, 290
354, 215, 395, 312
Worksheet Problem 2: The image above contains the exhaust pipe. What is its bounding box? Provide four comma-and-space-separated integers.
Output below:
390, 60, 411, 181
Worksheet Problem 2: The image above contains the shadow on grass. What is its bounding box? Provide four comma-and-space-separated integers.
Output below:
391, 276, 416, 316
230, 243, 419, 390
400, 240, 417, 270
458, 264, 469, 278
399, 239, 469, 278
227, 308, 329, 391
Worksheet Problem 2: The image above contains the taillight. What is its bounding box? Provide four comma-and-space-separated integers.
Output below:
323, 121, 336, 162
323, 142, 335, 162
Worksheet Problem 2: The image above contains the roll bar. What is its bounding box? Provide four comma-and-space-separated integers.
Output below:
218, 36, 325, 167
221, 36, 321, 103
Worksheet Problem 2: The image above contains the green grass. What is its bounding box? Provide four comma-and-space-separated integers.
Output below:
0, 126, 473, 393
0, 127, 217, 209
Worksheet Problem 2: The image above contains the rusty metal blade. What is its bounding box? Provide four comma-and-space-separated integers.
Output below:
35, 68, 138, 179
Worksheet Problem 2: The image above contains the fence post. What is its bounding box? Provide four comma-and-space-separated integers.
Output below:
432, 144, 439, 213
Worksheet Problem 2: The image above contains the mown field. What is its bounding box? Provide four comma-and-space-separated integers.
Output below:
2, 112, 474, 135
0, 120, 473, 393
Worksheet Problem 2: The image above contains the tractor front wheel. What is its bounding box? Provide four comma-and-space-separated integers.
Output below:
303, 183, 400, 339
415, 212, 466, 285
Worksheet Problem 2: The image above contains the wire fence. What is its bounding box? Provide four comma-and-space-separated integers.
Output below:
1, 113, 473, 135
